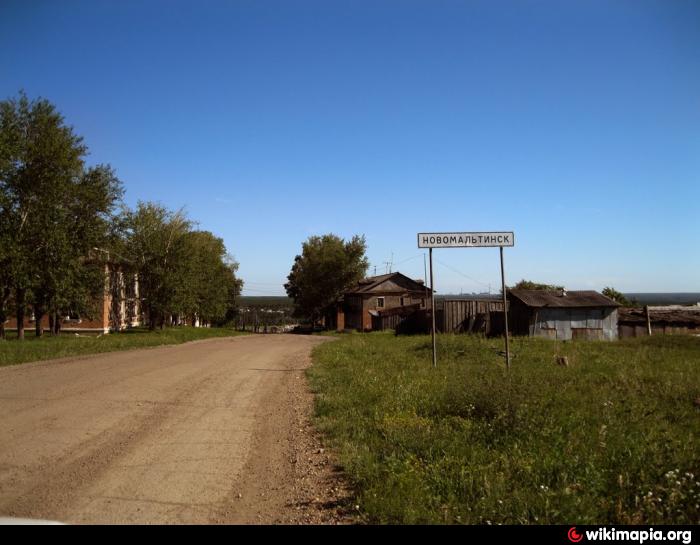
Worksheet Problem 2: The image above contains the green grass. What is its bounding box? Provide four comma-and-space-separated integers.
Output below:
0, 327, 248, 367
309, 332, 700, 524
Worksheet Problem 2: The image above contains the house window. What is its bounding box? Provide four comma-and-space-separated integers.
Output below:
65, 310, 82, 323
400, 297, 405, 306
377, 297, 385, 309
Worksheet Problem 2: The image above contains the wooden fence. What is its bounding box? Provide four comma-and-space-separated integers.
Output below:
371, 299, 509, 335
438, 299, 506, 335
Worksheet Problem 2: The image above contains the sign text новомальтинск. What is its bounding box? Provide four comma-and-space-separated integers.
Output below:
417, 232, 514, 248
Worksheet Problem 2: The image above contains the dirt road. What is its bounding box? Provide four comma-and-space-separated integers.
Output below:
0, 334, 350, 524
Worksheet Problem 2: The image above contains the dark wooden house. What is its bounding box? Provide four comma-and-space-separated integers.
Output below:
327, 272, 432, 332
508, 289, 619, 340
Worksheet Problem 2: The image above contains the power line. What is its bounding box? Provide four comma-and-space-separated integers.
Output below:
395, 254, 423, 265
434, 258, 491, 290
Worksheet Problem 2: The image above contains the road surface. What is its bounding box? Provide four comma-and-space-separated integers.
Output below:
0, 334, 349, 524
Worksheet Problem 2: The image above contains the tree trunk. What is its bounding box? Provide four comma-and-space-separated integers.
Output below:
16, 288, 25, 340
147, 305, 156, 330
0, 287, 7, 340
34, 305, 45, 337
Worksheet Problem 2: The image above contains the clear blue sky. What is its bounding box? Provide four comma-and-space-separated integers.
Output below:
2, 0, 698, 295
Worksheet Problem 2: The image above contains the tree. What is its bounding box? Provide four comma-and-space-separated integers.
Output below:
602, 286, 631, 307
284, 234, 368, 322
173, 230, 242, 325
118, 203, 243, 330
0, 186, 11, 339
34, 164, 123, 336
221, 261, 244, 325
0, 91, 123, 338
511, 279, 564, 291
121, 202, 192, 329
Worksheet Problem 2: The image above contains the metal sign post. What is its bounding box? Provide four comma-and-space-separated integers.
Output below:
499, 246, 510, 369
417, 231, 515, 369
429, 247, 437, 368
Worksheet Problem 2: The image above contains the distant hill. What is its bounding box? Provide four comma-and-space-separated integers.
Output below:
438, 293, 501, 300
624, 293, 700, 306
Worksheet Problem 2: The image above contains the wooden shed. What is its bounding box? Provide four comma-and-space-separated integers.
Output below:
508, 289, 619, 341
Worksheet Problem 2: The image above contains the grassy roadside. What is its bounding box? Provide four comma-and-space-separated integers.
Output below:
308, 332, 700, 524
0, 327, 248, 367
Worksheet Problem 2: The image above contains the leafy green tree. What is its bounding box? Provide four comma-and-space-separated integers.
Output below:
121, 202, 192, 329
602, 286, 631, 307
511, 279, 565, 291
0, 187, 11, 339
0, 91, 122, 338
35, 164, 122, 336
174, 230, 242, 325
285, 234, 368, 322
117, 203, 243, 330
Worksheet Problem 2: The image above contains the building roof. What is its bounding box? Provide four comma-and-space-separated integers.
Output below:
508, 289, 619, 308
345, 272, 429, 295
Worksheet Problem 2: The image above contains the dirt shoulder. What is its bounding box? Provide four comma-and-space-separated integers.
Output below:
212, 335, 355, 524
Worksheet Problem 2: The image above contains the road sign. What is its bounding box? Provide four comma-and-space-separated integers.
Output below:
418, 232, 514, 248
418, 231, 515, 369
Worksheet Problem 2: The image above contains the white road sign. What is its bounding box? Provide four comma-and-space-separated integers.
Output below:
417, 232, 515, 248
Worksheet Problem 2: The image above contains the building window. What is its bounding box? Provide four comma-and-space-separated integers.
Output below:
377, 297, 385, 309
400, 297, 405, 306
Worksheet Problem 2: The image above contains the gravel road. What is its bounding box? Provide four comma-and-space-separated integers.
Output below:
0, 334, 351, 524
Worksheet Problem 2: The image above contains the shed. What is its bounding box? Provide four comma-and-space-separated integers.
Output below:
508, 289, 619, 341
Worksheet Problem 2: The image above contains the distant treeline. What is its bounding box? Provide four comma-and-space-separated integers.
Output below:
238, 296, 293, 308
624, 293, 700, 306
236, 296, 296, 330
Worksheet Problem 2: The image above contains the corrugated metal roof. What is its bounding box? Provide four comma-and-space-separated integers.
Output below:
508, 289, 619, 308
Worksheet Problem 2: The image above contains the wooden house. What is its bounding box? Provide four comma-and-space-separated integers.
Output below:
327, 272, 432, 332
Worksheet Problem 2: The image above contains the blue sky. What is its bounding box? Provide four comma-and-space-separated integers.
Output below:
2, 0, 698, 295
